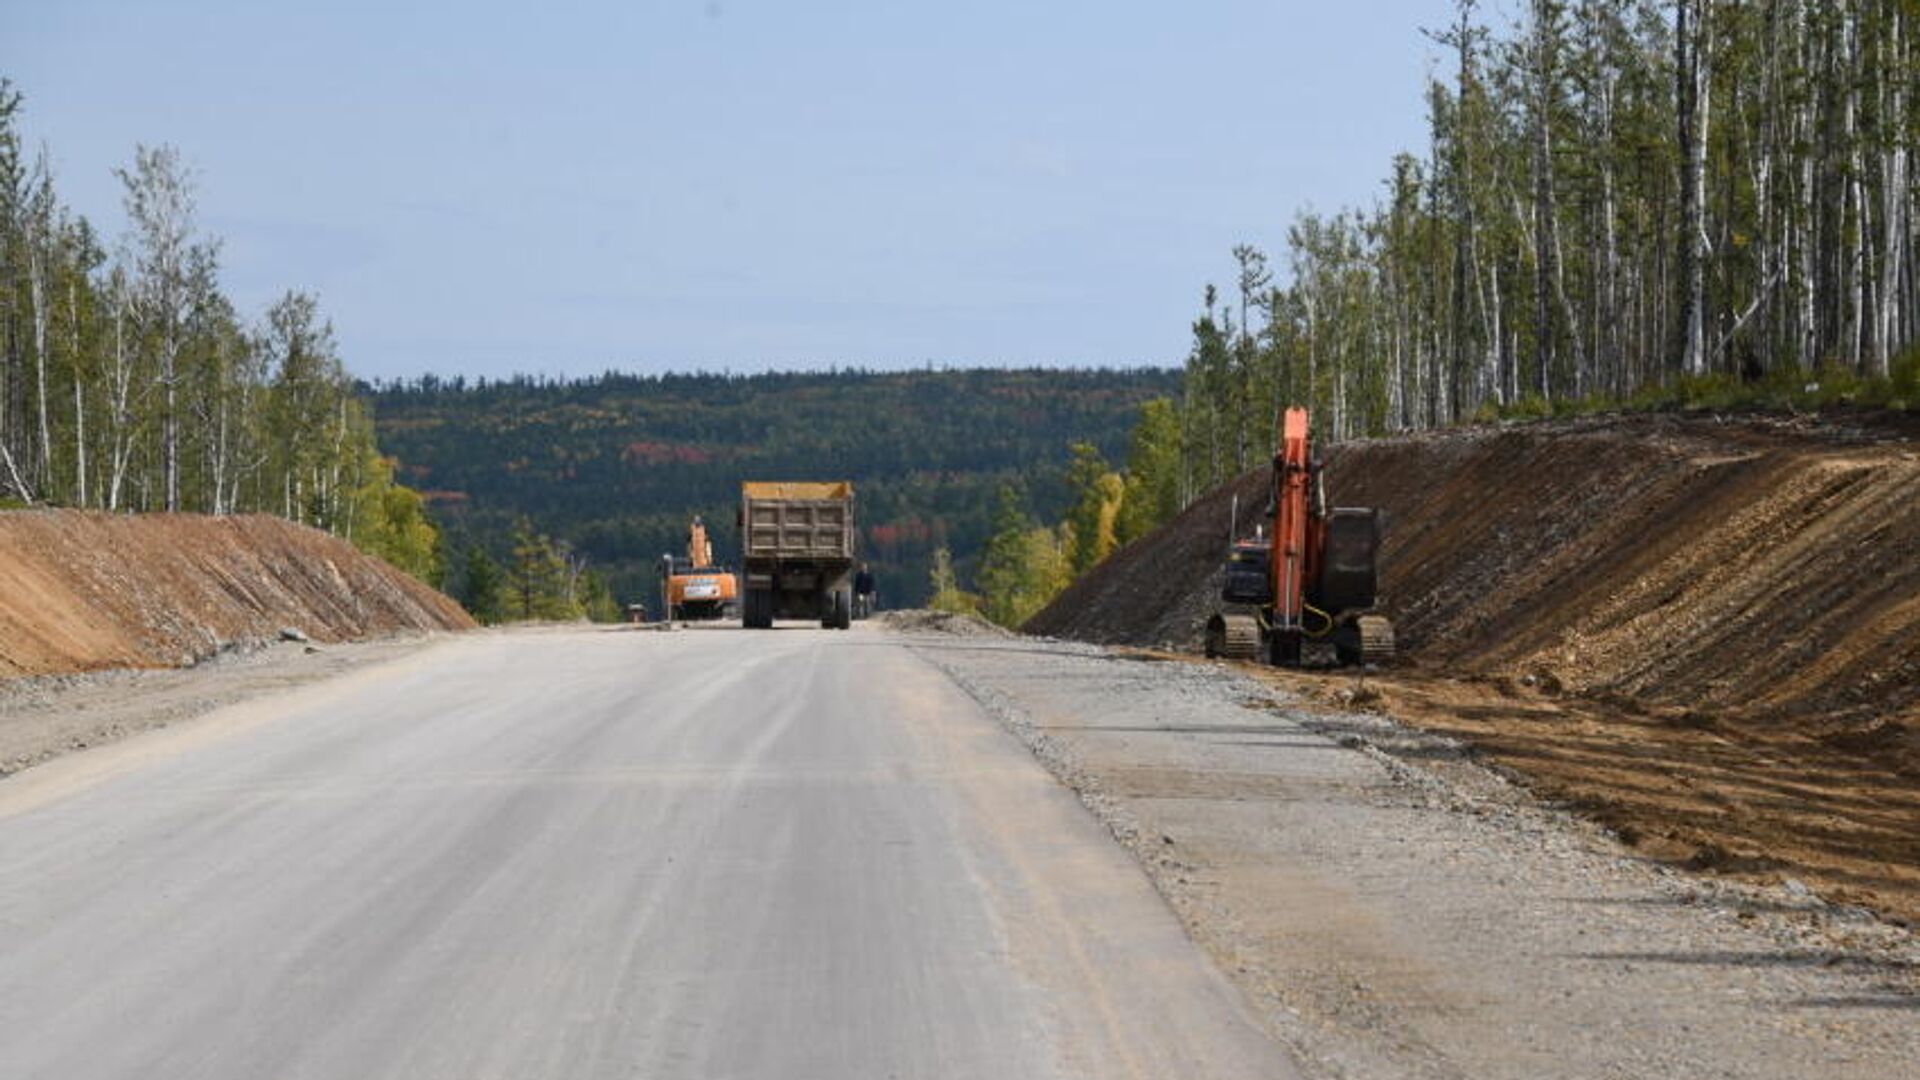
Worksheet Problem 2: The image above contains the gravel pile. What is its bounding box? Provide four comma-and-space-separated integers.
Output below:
873, 609, 1013, 638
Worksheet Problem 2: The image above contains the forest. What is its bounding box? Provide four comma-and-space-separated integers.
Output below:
1169, 0, 1920, 502
366, 368, 1176, 613
0, 81, 440, 582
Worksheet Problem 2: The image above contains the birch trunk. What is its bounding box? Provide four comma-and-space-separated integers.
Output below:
1678, 0, 1713, 377
68, 278, 85, 508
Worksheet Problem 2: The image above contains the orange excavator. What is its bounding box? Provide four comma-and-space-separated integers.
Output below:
660, 516, 739, 622
1205, 408, 1395, 667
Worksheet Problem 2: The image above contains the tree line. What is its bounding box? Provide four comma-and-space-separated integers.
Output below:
0, 80, 439, 581
368, 367, 1174, 611
931, 397, 1182, 626
952, 0, 1920, 627
456, 516, 621, 625
1170, 0, 1920, 500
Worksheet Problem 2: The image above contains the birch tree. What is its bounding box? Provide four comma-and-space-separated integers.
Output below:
116, 144, 209, 512
1157, 0, 1919, 500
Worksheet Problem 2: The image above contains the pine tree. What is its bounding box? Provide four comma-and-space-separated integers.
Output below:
462, 546, 506, 624
1117, 397, 1182, 544
976, 486, 1033, 627
509, 517, 577, 621
1061, 441, 1120, 575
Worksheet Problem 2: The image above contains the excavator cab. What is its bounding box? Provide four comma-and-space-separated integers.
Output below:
1222, 541, 1275, 606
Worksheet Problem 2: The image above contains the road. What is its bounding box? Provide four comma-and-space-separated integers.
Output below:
0, 626, 1296, 1079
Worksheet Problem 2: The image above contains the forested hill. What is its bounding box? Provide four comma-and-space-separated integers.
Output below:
367, 367, 1179, 609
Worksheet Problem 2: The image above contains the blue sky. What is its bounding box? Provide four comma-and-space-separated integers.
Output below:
7, 1, 1454, 380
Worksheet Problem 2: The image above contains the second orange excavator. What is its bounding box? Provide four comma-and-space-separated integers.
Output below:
660, 516, 739, 622
1205, 407, 1395, 667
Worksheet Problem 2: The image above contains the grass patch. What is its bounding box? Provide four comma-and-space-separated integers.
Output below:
1477, 361, 1918, 422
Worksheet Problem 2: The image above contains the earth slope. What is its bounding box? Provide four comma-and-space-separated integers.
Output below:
0, 510, 473, 679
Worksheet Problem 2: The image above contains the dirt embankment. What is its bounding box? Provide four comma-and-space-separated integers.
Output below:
1027, 411, 1920, 919
0, 510, 473, 680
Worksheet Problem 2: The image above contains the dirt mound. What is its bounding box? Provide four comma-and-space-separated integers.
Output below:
875, 609, 1013, 638
0, 510, 472, 679
1027, 410, 1920, 918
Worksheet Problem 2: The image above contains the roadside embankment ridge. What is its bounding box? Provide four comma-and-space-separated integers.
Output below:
0, 510, 473, 680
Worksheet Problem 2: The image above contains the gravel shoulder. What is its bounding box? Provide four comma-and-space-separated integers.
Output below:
0, 632, 454, 777
896, 623, 1919, 1080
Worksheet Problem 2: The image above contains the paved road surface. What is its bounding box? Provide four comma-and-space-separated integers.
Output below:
0, 626, 1296, 1079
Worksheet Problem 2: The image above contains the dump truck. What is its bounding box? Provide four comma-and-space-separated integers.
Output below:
738, 481, 855, 629
660, 516, 739, 621
1205, 408, 1394, 667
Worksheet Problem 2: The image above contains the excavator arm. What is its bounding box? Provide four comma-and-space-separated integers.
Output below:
688, 518, 713, 570
1266, 407, 1331, 665
1270, 407, 1314, 635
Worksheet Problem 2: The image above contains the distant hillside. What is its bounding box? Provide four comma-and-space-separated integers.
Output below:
367, 368, 1180, 608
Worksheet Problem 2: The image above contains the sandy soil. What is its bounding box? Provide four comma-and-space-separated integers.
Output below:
0, 510, 472, 679
1026, 410, 1920, 919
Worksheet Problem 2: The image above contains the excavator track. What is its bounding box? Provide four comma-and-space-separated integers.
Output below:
1205, 614, 1261, 661
1355, 615, 1396, 666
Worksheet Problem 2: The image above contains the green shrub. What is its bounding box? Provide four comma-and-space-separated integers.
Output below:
1671, 372, 1745, 409
1887, 347, 1920, 408
1463, 356, 1917, 425
1803, 361, 1863, 407
1505, 393, 1555, 420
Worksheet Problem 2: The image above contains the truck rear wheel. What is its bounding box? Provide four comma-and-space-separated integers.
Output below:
822, 588, 851, 630
743, 588, 772, 629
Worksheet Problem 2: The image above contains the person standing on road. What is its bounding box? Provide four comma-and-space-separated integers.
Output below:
854, 563, 877, 618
